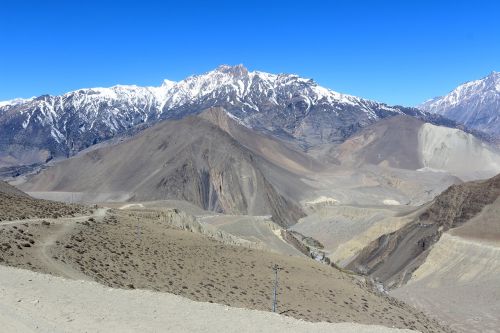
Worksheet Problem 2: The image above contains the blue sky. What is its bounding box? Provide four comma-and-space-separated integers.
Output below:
0, 0, 499, 105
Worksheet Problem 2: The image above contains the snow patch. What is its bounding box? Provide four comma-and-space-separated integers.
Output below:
305, 196, 339, 207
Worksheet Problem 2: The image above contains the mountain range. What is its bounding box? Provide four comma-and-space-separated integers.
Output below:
0, 64, 480, 168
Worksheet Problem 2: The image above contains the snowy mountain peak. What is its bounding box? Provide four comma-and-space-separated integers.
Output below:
485, 71, 500, 91
215, 64, 249, 76
0, 97, 35, 108
161, 79, 177, 89
418, 71, 500, 137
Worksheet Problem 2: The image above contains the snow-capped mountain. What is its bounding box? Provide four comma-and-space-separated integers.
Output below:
0, 65, 439, 166
419, 71, 500, 138
0, 97, 35, 108
159, 65, 425, 141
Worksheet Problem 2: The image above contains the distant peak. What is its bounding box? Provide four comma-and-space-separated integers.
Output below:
161, 79, 176, 88
489, 71, 500, 80
485, 70, 499, 79
215, 64, 249, 76
0, 96, 35, 107
482, 71, 500, 90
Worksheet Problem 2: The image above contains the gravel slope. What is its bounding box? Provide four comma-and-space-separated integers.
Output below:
0, 265, 417, 333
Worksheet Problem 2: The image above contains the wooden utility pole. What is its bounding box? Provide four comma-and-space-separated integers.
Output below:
272, 264, 281, 313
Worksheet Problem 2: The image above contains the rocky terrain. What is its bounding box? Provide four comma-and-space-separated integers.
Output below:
19, 109, 500, 227
0, 204, 451, 332
328, 115, 500, 181
291, 204, 423, 267
348, 174, 500, 287
0, 179, 28, 197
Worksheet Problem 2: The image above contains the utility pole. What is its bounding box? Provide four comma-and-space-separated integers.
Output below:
136, 217, 141, 242
272, 264, 281, 313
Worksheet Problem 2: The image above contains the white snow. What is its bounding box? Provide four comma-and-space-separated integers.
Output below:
305, 196, 339, 206
382, 199, 401, 206
0, 97, 35, 107
418, 72, 500, 129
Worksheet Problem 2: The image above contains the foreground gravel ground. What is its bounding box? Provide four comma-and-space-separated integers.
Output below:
0, 265, 417, 333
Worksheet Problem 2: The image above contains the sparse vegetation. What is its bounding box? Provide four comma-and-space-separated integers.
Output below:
0, 192, 89, 221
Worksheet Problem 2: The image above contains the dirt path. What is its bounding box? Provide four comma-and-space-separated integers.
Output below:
1, 208, 108, 281
36, 221, 90, 281
37, 208, 108, 280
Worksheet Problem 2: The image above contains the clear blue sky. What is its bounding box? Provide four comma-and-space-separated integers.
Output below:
1, 0, 499, 106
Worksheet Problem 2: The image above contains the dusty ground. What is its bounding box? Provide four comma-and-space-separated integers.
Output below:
0, 207, 451, 332
291, 204, 422, 265
0, 265, 418, 333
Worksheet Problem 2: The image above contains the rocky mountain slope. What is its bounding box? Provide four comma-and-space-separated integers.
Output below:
20, 109, 310, 227
419, 71, 500, 139
0, 181, 88, 221
288, 117, 500, 280
347, 173, 500, 289
389, 175, 500, 332
331, 115, 500, 181
0, 180, 28, 197
0, 65, 451, 168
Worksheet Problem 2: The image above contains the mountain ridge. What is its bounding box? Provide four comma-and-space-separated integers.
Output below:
1, 64, 468, 168
418, 71, 500, 139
